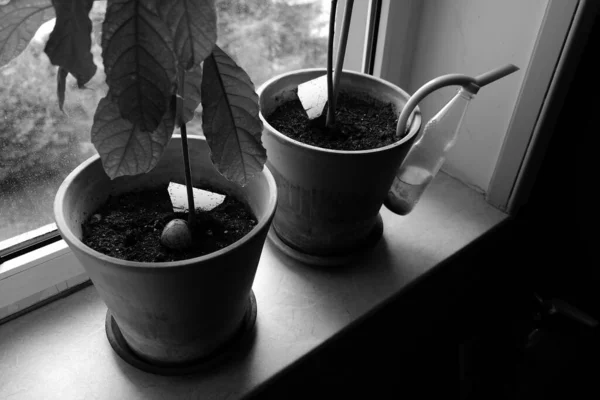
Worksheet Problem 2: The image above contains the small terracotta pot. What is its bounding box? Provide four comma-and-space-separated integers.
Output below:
54, 135, 277, 365
258, 69, 421, 257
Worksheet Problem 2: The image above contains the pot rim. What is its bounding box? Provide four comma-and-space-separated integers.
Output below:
257, 68, 421, 155
53, 135, 278, 269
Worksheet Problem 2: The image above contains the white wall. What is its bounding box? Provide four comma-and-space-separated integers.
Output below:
406, 0, 549, 192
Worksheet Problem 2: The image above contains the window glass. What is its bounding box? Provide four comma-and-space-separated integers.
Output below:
0, 0, 329, 243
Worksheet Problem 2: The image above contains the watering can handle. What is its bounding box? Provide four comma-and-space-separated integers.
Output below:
396, 64, 520, 137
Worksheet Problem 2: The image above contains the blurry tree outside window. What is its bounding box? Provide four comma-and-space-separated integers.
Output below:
0, 0, 328, 242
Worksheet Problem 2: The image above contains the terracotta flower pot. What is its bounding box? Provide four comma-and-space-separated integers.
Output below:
54, 135, 277, 366
258, 69, 421, 258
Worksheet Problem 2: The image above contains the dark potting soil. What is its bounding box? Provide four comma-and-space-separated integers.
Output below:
82, 187, 257, 262
266, 91, 402, 151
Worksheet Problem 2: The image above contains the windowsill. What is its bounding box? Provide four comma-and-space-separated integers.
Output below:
0, 171, 505, 399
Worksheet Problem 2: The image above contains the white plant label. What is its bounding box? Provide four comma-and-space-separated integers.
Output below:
168, 182, 225, 212
297, 74, 328, 120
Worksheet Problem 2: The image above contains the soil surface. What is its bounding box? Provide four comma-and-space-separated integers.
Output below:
266, 91, 403, 151
82, 187, 257, 262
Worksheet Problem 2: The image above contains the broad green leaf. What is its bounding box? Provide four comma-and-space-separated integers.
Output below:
201, 46, 265, 186
0, 0, 54, 67
91, 94, 176, 179
180, 66, 202, 126
56, 65, 67, 110
44, 0, 96, 87
158, 0, 216, 70
102, 0, 177, 133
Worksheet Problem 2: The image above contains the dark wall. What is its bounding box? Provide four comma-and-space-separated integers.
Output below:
514, 5, 598, 314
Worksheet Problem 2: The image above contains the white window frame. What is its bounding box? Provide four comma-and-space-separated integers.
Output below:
0, 235, 88, 322
488, 0, 596, 212
0, 0, 591, 321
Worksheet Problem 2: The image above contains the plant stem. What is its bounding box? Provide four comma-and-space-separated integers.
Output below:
178, 69, 196, 229
180, 123, 196, 229
326, 0, 337, 128
328, 0, 354, 129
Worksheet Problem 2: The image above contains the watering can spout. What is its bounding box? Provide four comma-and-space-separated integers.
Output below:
385, 64, 519, 216
395, 64, 519, 137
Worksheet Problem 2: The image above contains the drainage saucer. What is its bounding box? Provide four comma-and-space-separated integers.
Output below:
105, 291, 257, 376
268, 213, 383, 266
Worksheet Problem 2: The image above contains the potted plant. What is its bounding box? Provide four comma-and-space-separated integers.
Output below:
0, 0, 276, 371
258, 0, 421, 264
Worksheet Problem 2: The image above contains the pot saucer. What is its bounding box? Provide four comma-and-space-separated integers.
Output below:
268, 213, 383, 266
105, 291, 257, 376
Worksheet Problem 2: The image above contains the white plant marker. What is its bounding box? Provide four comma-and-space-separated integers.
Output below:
297, 75, 328, 121
168, 182, 225, 212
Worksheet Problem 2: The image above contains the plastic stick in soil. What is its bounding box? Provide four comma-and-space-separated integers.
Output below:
327, 0, 354, 129
296, 0, 354, 128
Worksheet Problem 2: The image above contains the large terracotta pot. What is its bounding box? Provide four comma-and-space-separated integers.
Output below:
258, 69, 421, 257
54, 135, 277, 365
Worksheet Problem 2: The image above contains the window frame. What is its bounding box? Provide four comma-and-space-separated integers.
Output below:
0, 224, 60, 263
487, 0, 596, 212
0, 239, 87, 323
